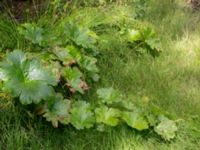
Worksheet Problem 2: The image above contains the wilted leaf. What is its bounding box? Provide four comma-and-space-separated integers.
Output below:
62, 67, 87, 94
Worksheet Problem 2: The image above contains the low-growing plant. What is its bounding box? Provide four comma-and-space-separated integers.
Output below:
0, 53, 178, 140
127, 27, 161, 57
0, 50, 178, 141
0, 6, 177, 141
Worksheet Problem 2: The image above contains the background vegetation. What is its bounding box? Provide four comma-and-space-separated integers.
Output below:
0, 0, 200, 149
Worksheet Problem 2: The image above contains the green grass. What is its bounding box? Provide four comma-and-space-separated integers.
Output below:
1, 0, 200, 149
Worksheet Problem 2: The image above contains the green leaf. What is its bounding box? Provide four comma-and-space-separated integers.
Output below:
154, 117, 178, 141
146, 113, 158, 127
18, 23, 44, 44
26, 59, 57, 85
62, 67, 82, 82
128, 29, 141, 42
70, 101, 95, 130
43, 93, 71, 127
46, 61, 62, 81
141, 27, 155, 40
137, 27, 161, 57
97, 87, 121, 104
53, 47, 71, 63
145, 38, 160, 50
122, 109, 149, 131
52, 46, 81, 66
20, 81, 54, 104
145, 38, 161, 57
79, 55, 99, 81
95, 106, 121, 126
0, 50, 57, 105
0, 68, 7, 81
66, 45, 82, 62
91, 73, 100, 82
79, 56, 98, 73
64, 22, 97, 49
76, 28, 97, 49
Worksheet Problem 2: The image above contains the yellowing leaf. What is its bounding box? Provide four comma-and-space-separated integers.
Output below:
154, 118, 178, 141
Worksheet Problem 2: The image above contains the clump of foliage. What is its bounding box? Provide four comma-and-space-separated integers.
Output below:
0, 52, 178, 140
0, 2, 178, 141
127, 27, 161, 57
0, 50, 57, 105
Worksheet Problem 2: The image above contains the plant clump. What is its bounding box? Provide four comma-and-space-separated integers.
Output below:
0, 2, 179, 141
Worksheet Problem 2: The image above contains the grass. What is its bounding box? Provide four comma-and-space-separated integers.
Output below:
1, 0, 200, 149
